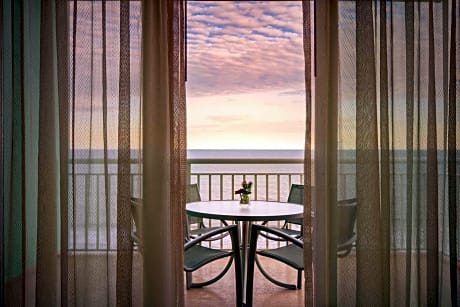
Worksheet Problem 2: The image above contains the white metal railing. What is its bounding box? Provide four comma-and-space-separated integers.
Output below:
187, 157, 305, 201
70, 156, 459, 252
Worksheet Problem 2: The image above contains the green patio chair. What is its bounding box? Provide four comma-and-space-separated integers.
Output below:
184, 184, 233, 288
130, 198, 243, 306
248, 198, 357, 297
186, 183, 229, 241
336, 198, 357, 257
259, 184, 304, 241
130, 197, 143, 254
248, 224, 303, 295
184, 225, 242, 300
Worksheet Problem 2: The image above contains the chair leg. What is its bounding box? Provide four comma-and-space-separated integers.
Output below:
186, 272, 193, 290
255, 255, 297, 290
297, 269, 302, 289
337, 246, 353, 258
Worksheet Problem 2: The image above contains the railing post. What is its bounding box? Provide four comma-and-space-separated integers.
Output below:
186, 160, 191, 185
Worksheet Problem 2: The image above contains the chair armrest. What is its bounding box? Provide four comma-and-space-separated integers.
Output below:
337, 198, 357, 205
131, 232, 142, 244
184, 224, 238, 251
250, 224, 303, 248
338, 234, 356, 249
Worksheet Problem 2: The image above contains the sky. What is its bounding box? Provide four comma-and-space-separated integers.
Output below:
68, 1, 459, 151
186, 1, 307, 149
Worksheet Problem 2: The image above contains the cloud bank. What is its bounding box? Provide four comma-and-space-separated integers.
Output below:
186, 1, 305, 97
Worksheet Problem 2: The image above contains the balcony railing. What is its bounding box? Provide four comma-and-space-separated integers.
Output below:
187, 157, 304, 201
70, 155, 459, 252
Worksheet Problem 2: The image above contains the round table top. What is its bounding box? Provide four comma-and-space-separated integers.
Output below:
186, 200, 303, 222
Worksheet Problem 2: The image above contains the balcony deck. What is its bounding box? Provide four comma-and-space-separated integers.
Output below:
11, 250, 454, 306
132, 251, 357, 306
135, 251, 355, 307
184, 257, 306, 307
132, 253, 354, 306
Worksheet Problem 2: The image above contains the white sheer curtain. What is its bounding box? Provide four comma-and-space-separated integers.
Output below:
312, 1, 459, 306
2, 1, 143, 305
142, 0, 187, 305
2, 0, 187, 305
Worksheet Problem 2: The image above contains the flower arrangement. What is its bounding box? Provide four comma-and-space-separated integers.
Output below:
235, 180, 253, 204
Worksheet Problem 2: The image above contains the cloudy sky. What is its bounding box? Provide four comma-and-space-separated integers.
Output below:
69, 1, 456, 150
186, 1, 307, 149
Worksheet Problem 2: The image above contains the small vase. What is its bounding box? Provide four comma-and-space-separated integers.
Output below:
240, 194, 250, 205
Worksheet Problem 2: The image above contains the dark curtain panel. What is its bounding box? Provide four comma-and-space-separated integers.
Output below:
141, 0, 186, 304
0, 0, 4, 302
333, 1, 459, 305
3, 1, 40, 304
2, 1, 142, 305
302, 1, 313, 306
66, 2, 141, 305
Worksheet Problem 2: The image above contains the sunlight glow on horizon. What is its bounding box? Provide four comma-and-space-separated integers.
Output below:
187, 89, 306, 150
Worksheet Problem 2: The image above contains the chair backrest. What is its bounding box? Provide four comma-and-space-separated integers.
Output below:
287, 184, 304, 204
130, 197, 143, 242
186, 183, 202, 228
337, 198, 357, 246
286, 184, 304, 225
186, 183, 201, 203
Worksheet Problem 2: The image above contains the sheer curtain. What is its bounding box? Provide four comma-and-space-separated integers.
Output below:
312, 0, 459, 306
3, 1, 49, 304
302, 1, 314, 307
2, 1, 143, 306
142, 0, 187, 305
67, 1, 142, 306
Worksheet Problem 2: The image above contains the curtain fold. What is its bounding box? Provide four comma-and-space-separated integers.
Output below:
36, 0, 59, 305
116, 1, 132, 306
3, 0, 41, 304
379, 1, 391, 304
0, 0, 4, 301
447, 1, 458, 305
356, 1, 384, 305
302, 1, 313, 306
142, 0, 186, 305
426, 3, 440, 305
325, 1, 460, 306
66, 2, 142, 305
313, 1, 339, 306
56, 0, 70, 305
2, 1, 143, 305
403, 2, 415, 306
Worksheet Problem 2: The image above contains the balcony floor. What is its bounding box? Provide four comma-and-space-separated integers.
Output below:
184, 257, 306, 307
38, 250, 450, 306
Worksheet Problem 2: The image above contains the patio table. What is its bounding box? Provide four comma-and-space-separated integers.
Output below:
186, 200, 303, 304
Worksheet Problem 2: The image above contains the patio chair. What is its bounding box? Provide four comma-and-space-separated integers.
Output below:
185, 225, 242, 298
130, 197, 143, 254
185, 184, 234, 288
130, 198, 243, 306
259, 184, 304, 241
249, 198, 357, 296
336, 198, 357, 257
186, 183, 228, 241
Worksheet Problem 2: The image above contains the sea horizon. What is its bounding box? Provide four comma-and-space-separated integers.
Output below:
71, 148, 460, 162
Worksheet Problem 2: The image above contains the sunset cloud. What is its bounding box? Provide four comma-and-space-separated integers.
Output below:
186, 1, 305, 98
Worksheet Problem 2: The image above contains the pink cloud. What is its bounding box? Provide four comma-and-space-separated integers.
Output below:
186, 1, 306, 97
